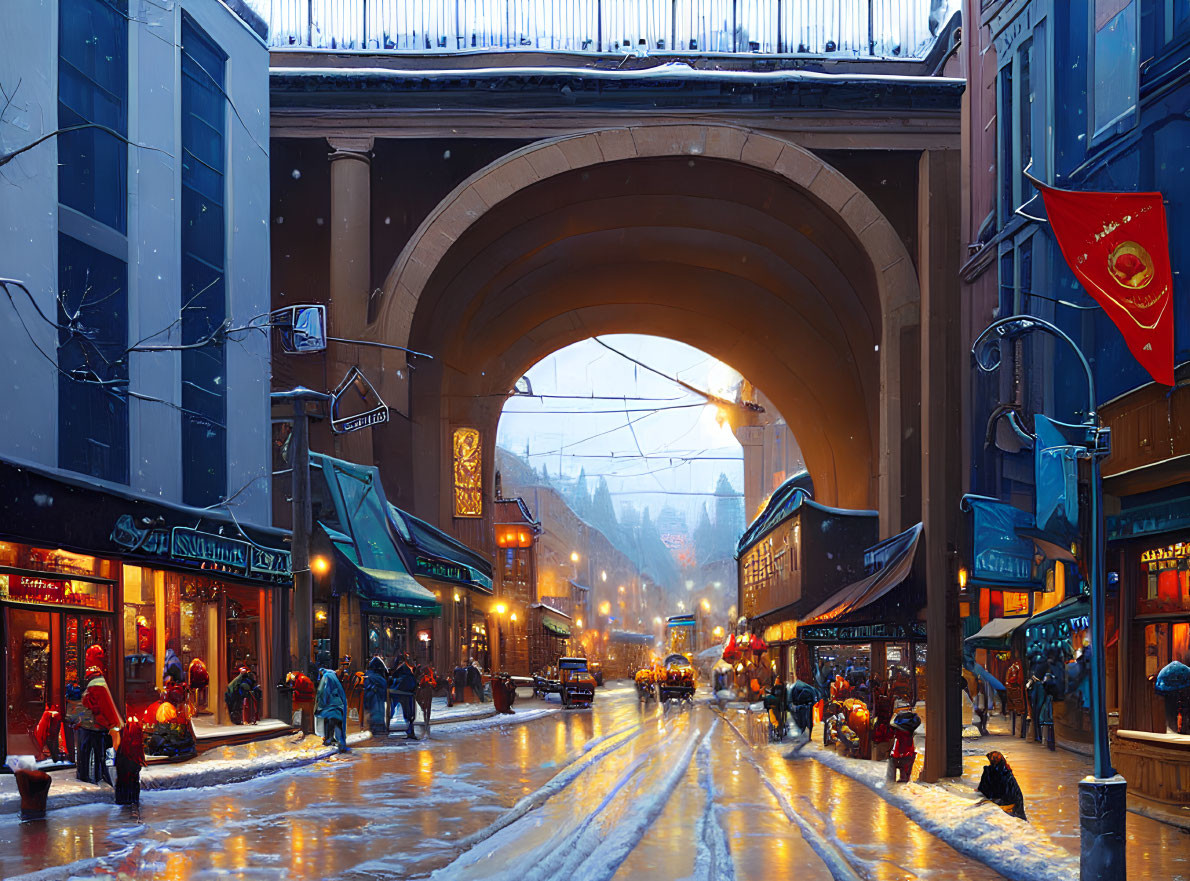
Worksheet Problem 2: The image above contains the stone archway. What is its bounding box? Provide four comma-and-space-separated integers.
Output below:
365, 124, 920, 536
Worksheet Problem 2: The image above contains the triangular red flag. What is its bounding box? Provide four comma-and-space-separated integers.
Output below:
1037, 181, 1174, 386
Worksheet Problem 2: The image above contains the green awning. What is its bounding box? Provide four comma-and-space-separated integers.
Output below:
543, 619, 571, 638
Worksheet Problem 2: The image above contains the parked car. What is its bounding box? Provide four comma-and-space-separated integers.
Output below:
533, 657, 597, 707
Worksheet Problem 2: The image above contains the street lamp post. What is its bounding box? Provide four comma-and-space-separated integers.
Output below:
972, 316, 1125, 881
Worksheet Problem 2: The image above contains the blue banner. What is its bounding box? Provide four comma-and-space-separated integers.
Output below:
1034, 415, 1081, 545
965, 496, 1042, 587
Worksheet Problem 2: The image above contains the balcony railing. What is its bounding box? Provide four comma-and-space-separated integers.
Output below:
262, 0, 954, 59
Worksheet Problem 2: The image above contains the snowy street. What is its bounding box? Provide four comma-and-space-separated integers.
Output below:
1, 684, 1002, 881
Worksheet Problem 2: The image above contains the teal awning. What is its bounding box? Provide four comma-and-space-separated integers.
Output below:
330, 543, 440, 614
543, 618, 571, 638
1021, 595, 1090, 645
312, 454, 443, 618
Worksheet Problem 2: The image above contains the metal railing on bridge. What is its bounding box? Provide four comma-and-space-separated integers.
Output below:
264, 0, 954, 60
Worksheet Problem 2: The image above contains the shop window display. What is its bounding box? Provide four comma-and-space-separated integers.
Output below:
225, 586, 262, 683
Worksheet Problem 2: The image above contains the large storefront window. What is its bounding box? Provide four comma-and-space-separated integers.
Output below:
2, 543, 117, 763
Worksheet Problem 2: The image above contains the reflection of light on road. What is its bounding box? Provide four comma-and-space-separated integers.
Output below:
556, 719, 567, 754
418, 749, 434, 786
163, 850, 188, 881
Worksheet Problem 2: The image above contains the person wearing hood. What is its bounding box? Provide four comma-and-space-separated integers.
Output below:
364, 655, 390, 734
114, 714, 147, 806
390, 654, 418, 738
976, 750, 1027, 820
316, 663, 350, 752
79, 646, 121, 785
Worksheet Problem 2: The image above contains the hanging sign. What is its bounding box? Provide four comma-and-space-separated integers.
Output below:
330, 366, 389, 434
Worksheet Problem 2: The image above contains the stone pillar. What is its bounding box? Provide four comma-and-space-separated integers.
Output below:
919, 149, 964, 782
327, 137, 373, 338
327, 137, 375, 466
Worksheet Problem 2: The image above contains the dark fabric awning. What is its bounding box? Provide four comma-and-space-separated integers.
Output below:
965, 617, 1028, 650
802, 523, 922, 625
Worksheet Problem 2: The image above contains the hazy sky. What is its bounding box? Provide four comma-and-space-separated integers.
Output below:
496, 335, 747, 525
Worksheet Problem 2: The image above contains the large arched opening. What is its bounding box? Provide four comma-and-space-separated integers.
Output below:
365, 125, 918, 542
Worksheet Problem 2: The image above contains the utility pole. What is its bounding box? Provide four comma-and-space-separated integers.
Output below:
273, 387, 330, 679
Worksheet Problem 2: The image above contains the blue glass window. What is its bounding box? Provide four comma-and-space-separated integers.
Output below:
998, 65, 1013, 225
180, 15, 228, 507
57, 234, 129, 483
57, 0, 127, 232
1092, 0, 1138, 137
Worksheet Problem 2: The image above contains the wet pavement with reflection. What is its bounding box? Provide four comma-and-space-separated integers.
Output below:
1, 684, 1003, 880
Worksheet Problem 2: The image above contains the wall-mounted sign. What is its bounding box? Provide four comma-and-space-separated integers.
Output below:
251, 546, 292, 578
800, 620, 928, 644
330, 366, 389, 435
171, 527, 250, 571
109, 515, 291, 583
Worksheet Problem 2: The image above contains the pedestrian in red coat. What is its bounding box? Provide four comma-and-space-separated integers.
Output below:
80, 657, 122, 786
114, 715, 146, 806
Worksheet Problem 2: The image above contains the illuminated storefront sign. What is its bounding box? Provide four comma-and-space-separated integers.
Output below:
1141, 542, 1189, 565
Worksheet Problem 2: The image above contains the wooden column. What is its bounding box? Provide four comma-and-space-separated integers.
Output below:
919, 149, 964, 781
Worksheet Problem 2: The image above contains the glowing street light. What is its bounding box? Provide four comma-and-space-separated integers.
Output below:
701, 599, 711, 612
495, 603, 508, 615
570, 551, 580, 563
311, 555, 330, 575
601, 570, 607, 582
713, 626, 724, 637
576, 618, 583, 628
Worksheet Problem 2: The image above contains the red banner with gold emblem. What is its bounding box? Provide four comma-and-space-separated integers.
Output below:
1037, 181, 1174, 386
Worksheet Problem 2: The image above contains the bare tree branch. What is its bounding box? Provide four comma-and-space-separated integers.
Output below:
0, 122, 171, 169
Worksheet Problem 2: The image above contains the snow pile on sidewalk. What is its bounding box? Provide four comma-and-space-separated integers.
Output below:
799, 742, 1078, 881
0, 730, 373, 815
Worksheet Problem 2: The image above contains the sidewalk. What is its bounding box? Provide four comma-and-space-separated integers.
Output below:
0, 693, 555, 816
788, 711, 1190, 881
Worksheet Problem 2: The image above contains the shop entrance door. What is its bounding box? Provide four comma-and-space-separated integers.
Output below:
4, 607, 53, 759
3, 607, 114, 763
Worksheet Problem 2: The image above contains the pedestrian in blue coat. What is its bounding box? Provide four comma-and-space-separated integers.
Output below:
363, 655, 390, 735
316, 666, 349, 753
390, 654, 418, 738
